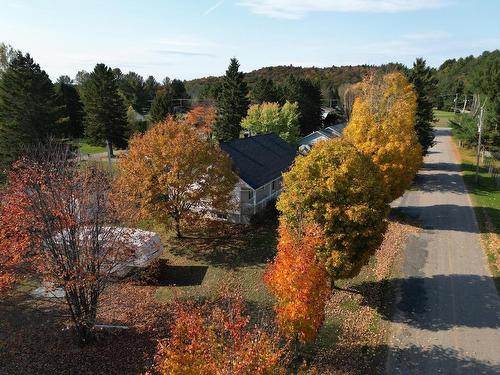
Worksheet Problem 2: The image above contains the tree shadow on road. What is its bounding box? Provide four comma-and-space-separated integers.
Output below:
352, 274, 500, 331
392, 204, 498, 233
315, 342, 500, 374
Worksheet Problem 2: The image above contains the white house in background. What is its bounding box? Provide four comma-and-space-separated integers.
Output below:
220, 133, 296, 224
298, 122, 347, 154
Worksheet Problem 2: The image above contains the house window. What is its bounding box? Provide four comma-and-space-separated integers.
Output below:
248, 190, 253, 200
271, 181, 276, 191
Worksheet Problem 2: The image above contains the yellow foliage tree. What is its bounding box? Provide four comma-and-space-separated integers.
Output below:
241, 101, 300, 144
277, 138, 389, 280
344, 72, 422, 202
113, 117, 237, 237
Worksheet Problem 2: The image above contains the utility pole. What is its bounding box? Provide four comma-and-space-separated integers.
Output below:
106, 139, 113, 176
475, 105, 484, 183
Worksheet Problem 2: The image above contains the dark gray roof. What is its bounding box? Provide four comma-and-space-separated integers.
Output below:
220, 133, 296, 189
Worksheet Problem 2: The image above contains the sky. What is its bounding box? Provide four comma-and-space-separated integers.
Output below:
1, 0, 499, 81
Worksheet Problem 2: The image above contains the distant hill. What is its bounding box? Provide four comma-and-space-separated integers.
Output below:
185, 63, 406, 99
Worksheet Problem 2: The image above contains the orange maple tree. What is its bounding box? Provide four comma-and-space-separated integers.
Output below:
264, 223, 331, 344
154, 292, 288, 375
184, 105, 216, 135
113, 116, 237, 237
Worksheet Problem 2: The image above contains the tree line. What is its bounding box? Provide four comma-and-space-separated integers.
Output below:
435, 50, 499, 149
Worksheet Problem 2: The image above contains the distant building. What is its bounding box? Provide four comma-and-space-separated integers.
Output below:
220, 133, 296, 223
298, 122, 346, 154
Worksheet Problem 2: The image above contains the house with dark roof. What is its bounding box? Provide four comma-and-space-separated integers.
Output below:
220, 133, 296, 223
298, 122, 346, 154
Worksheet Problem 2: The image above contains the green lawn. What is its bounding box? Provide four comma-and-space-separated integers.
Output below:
144, 219, 278, 311
455, 141, 500, 291
434, 109, 455, 127
78, 141, 107, 155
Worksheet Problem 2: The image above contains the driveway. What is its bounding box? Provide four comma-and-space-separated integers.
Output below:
386, 128, 500, 374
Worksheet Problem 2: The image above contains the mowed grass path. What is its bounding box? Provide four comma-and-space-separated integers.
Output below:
434, 109, 455, 127
454, 141, 500, 290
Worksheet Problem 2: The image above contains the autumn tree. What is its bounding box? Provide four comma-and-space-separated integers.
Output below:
0, 141, 130, 344
408, 58, 436, 154
154, 292, 288, 375
184, 105, 216, 135
277, 139, 389, 280
344, 72, 422, 202
113, 117, 237, 237
0, 180, 31, 291
241, 101, 300, 144
80, 63, 128, 155
264, 223, 331, 344
214, 58, 249, 141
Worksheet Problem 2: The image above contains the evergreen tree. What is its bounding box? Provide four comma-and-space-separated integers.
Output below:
214, 58, 249, 141
170, 79, 189, 99
0, 52, 59, 174
250, 77, 279, 104
80, 63, 128, 152
170, 78, 190, 112
150, 85, 176, 123
116, 71, 149, 114
408, 58, 436, 154
471, 51, 500, 149
55, 76, 84, 139
144, 75, 159, 109
280, 75, 322, 135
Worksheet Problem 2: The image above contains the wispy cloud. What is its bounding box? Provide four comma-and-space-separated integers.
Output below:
154, 35, 217, 59
238, 0, 449, 19
154, 49, 215, 57
204, 0, 225, 15
359, 31, 451, 57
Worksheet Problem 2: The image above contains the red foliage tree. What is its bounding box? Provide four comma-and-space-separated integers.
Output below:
264, 224, 331, 344
0, 184, 32, 291
0, 142, 131, 344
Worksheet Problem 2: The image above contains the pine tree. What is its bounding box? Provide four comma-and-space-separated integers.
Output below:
0, 52, 59, 174
149, 85, 176, 123
55, 76, 84, 139
408, 58, 436, 154
280, 75, 322, 135
80, 63, 128, 152
144, 75, 159, 110
250, 77, 279, 104
213, 58, 249, 141
116, 71, 148, 114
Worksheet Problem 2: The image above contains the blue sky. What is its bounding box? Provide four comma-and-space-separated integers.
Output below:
1, 0, 499, 81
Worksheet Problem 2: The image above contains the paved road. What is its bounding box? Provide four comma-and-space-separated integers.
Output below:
386, 128, 500, 374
